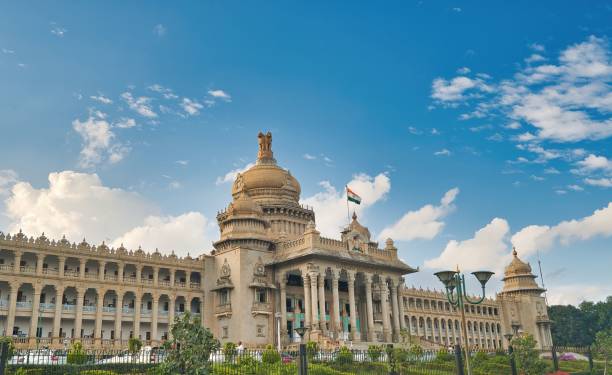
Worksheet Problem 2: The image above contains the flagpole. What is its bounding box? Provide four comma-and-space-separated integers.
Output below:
345, 186, 350, 226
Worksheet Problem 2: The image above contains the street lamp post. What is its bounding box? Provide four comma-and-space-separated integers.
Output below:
294, 327, 308, 375
434, 268, 494, 375
504, 333, 518, 375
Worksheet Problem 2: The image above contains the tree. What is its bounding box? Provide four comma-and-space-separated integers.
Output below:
66, 341, 87, 365
594, 329, 612, 375
512, 334, 548, 375
157, 311, 220, 375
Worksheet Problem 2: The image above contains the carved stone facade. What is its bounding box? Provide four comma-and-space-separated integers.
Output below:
0, 132, 551, 350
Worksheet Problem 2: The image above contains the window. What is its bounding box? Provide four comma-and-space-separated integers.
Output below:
219, 290, 229, 305
222, 326, 229, 338
256, 288, 267, 303
286, 297, 293, 312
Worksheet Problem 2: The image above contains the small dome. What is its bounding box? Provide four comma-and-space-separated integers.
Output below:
228, 192, 263, 216
504, 248, 533, 276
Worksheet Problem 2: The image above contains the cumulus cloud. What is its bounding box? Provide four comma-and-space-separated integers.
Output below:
72, 114, 129, 168
432, 36, 612, 143
90, 95, 113, 104
434, 149, 451, 156
301, 173, 391, 238
181, 98, 204, 116
511, 202, 612, 257
208, 89, 232, 102
424, 218, 512, 274
584, 177, 612, 187
113, 117, 136, 129
3, 171, 212, 256
121, 92, 157, 118
574, 154, 612, 175
378, 188, 459, 241
215, 163, 255, 185
0, 170, 18, 196
547, 284, 612, 305
111, 212, 208, 257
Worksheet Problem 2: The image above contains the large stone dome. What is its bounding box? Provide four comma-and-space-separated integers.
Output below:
504, 248, 533, 277
231, 132, 301, 204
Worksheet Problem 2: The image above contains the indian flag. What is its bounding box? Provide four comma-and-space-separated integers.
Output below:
346, 186, 362, 205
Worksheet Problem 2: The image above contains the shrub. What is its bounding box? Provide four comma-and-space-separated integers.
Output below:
128, 337, 143, 355
306, 341, 319, 361
0, 336, 15, 360
67, 341, 87, 365
368, 345, 382, 361
14, 369, 43, 375
435, 348, 454, 362
79, 371, 118, 375
262, 344, 281, 364
512, 334, 549, 375
223, 341, 237, 363
335, 346, 353, 365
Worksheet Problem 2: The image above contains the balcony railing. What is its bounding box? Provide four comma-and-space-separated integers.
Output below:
122, 307, 134, 314
215, 304, 232, 315
84, 273, 99, 280
0, 264, 12, 271
103, 306, 116, 313
64, 270, 79, 278
42, 268, 59, 275
141, 309, 152, 316
41, 303, 56, 311
190, 282, 201, 289
104, 275, 118, 281
0, 300, 8, 308
83, 305, 96, 312
62, 304, 75, 311
20, 266, 35, 274
16, 301, 32, 309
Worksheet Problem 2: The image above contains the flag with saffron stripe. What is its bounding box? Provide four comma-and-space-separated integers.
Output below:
346, 186, 362, 205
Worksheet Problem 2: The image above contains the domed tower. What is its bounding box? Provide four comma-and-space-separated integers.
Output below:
229, 132, 314, 239
498, 248, 552, 350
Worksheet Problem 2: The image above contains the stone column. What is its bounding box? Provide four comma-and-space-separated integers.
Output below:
153, 267, 159, 287
136, 265, 142, 284
390, 282, 401, 342
380, 282, 392, 342
152, 294, 159, 344
29, 284, 42, 343
118, 262, 124, 283
168, 296, 175, 338
94, 290, 104, 345
364, 273, 375, 341
347, 271, 359, 341
6, 281, 19, 336
170, 269, 175, 287
309, 272, 320, 332
36, 253, 44, 275
279, 275, 288, 340
58, 256, 66, 278
134, 293, 142, 339
79, 258, 86, 279
186, 271, 191, 288
53, 286, 64, 344
200, 297, 205, 328
398, 288, 406, 331
303, 274, 311, 330
99, 261, 106, 281
74, 287, 85, 338
13, 251, 22, 273
114, 292, 123, 348
331, 271, 341, 335
318, 274, 326, 334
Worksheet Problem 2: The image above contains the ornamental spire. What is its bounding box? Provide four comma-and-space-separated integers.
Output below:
257, 131, 273, 161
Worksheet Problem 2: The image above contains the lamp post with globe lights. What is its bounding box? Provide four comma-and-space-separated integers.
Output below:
434, 268, 494, 375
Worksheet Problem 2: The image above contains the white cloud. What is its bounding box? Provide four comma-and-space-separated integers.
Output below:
567, 184, 584, 191
4, 171, 211, 256
181, 98, 204, 116
378, 188, 459, 241
90, 95, 113, 104
113, 118, 136, 129
544, 167, 560, 174
1, 48, 15, 54
511, 202, 612, 257
547, 284, 612, 305
584, 177, 612, 187
456, 67, 471, 74
431, 76, 491, 103
208, 89, 232, 102
530, 43, 545, 52
153, 24, 166, 37
112, 212, 209, 257
50, 24, 67, 37
530, 175, 545, 181
175, 160, 189, 166
301, 173, 391, 238
148, 84, 178, 99
575, 154, 612, 174
424, 218, 512, 274
303, 153, 317, 160
408, 126, 422, 135
121, 92, 157, 118
452, 7, 462, 12
215, 163, 255, 185
434, 149, 451, 156
0, 170, 18, 196
72, 114, 129, 168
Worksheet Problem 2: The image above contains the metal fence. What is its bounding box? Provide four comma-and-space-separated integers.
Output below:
0, 344, 604, 374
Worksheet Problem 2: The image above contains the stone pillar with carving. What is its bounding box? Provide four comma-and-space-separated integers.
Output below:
380, 281, 392, 342
136, 265, 142, 284
94, 290, 104, 345
36, 253, 44, 275
53, 286, 64, 344
310, 272, 320, 332
186, 271, 191, 288
115, 292, 123, 348
331, 270, 341, 335
398, 281, 406, 331
29, 284, 42, 345
279, 274, 288, 341
58, 256, 66, 278
318, 274, 326, 334
152, 293, 159, 345
347, 271, 360, 342
153, 266, 159, 287
74, 287, 85, 339
170, 269, 175, 287
303, 274, 311, 332
13, 251, 22, 273
390, 280, 401, 342
99, 261, 106, 281
79, 258, 86, 279
364, 273, 375, 341
6, 281, 19, 336
118, 262, 124, 283
134, 293, 142, 339
168, 295, 175, 339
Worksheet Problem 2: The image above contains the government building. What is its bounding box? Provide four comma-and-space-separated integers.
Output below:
0, 132, 552, 351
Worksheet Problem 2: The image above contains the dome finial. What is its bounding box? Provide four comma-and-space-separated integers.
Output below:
352, 211, 357, 221
257, 131, 273, 160
512, 246, 518, 257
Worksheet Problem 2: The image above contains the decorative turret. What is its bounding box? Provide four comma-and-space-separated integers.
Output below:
501, 248, 545, 295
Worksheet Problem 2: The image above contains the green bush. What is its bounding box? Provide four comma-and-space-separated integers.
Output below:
367, 345, 382, 361
0, 336, 15, 360
79, 371, 117, 375
67, 341, 87, 365
261, 344, 280, 364
435, 348, 454, 362
306, 340, 319, 360
127, 337, 143, 355
223, 341, 237, 363
14, 369, 43, 375
335, 346, 353, 365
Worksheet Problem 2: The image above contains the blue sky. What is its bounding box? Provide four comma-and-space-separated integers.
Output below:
1, 1, 611, 305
